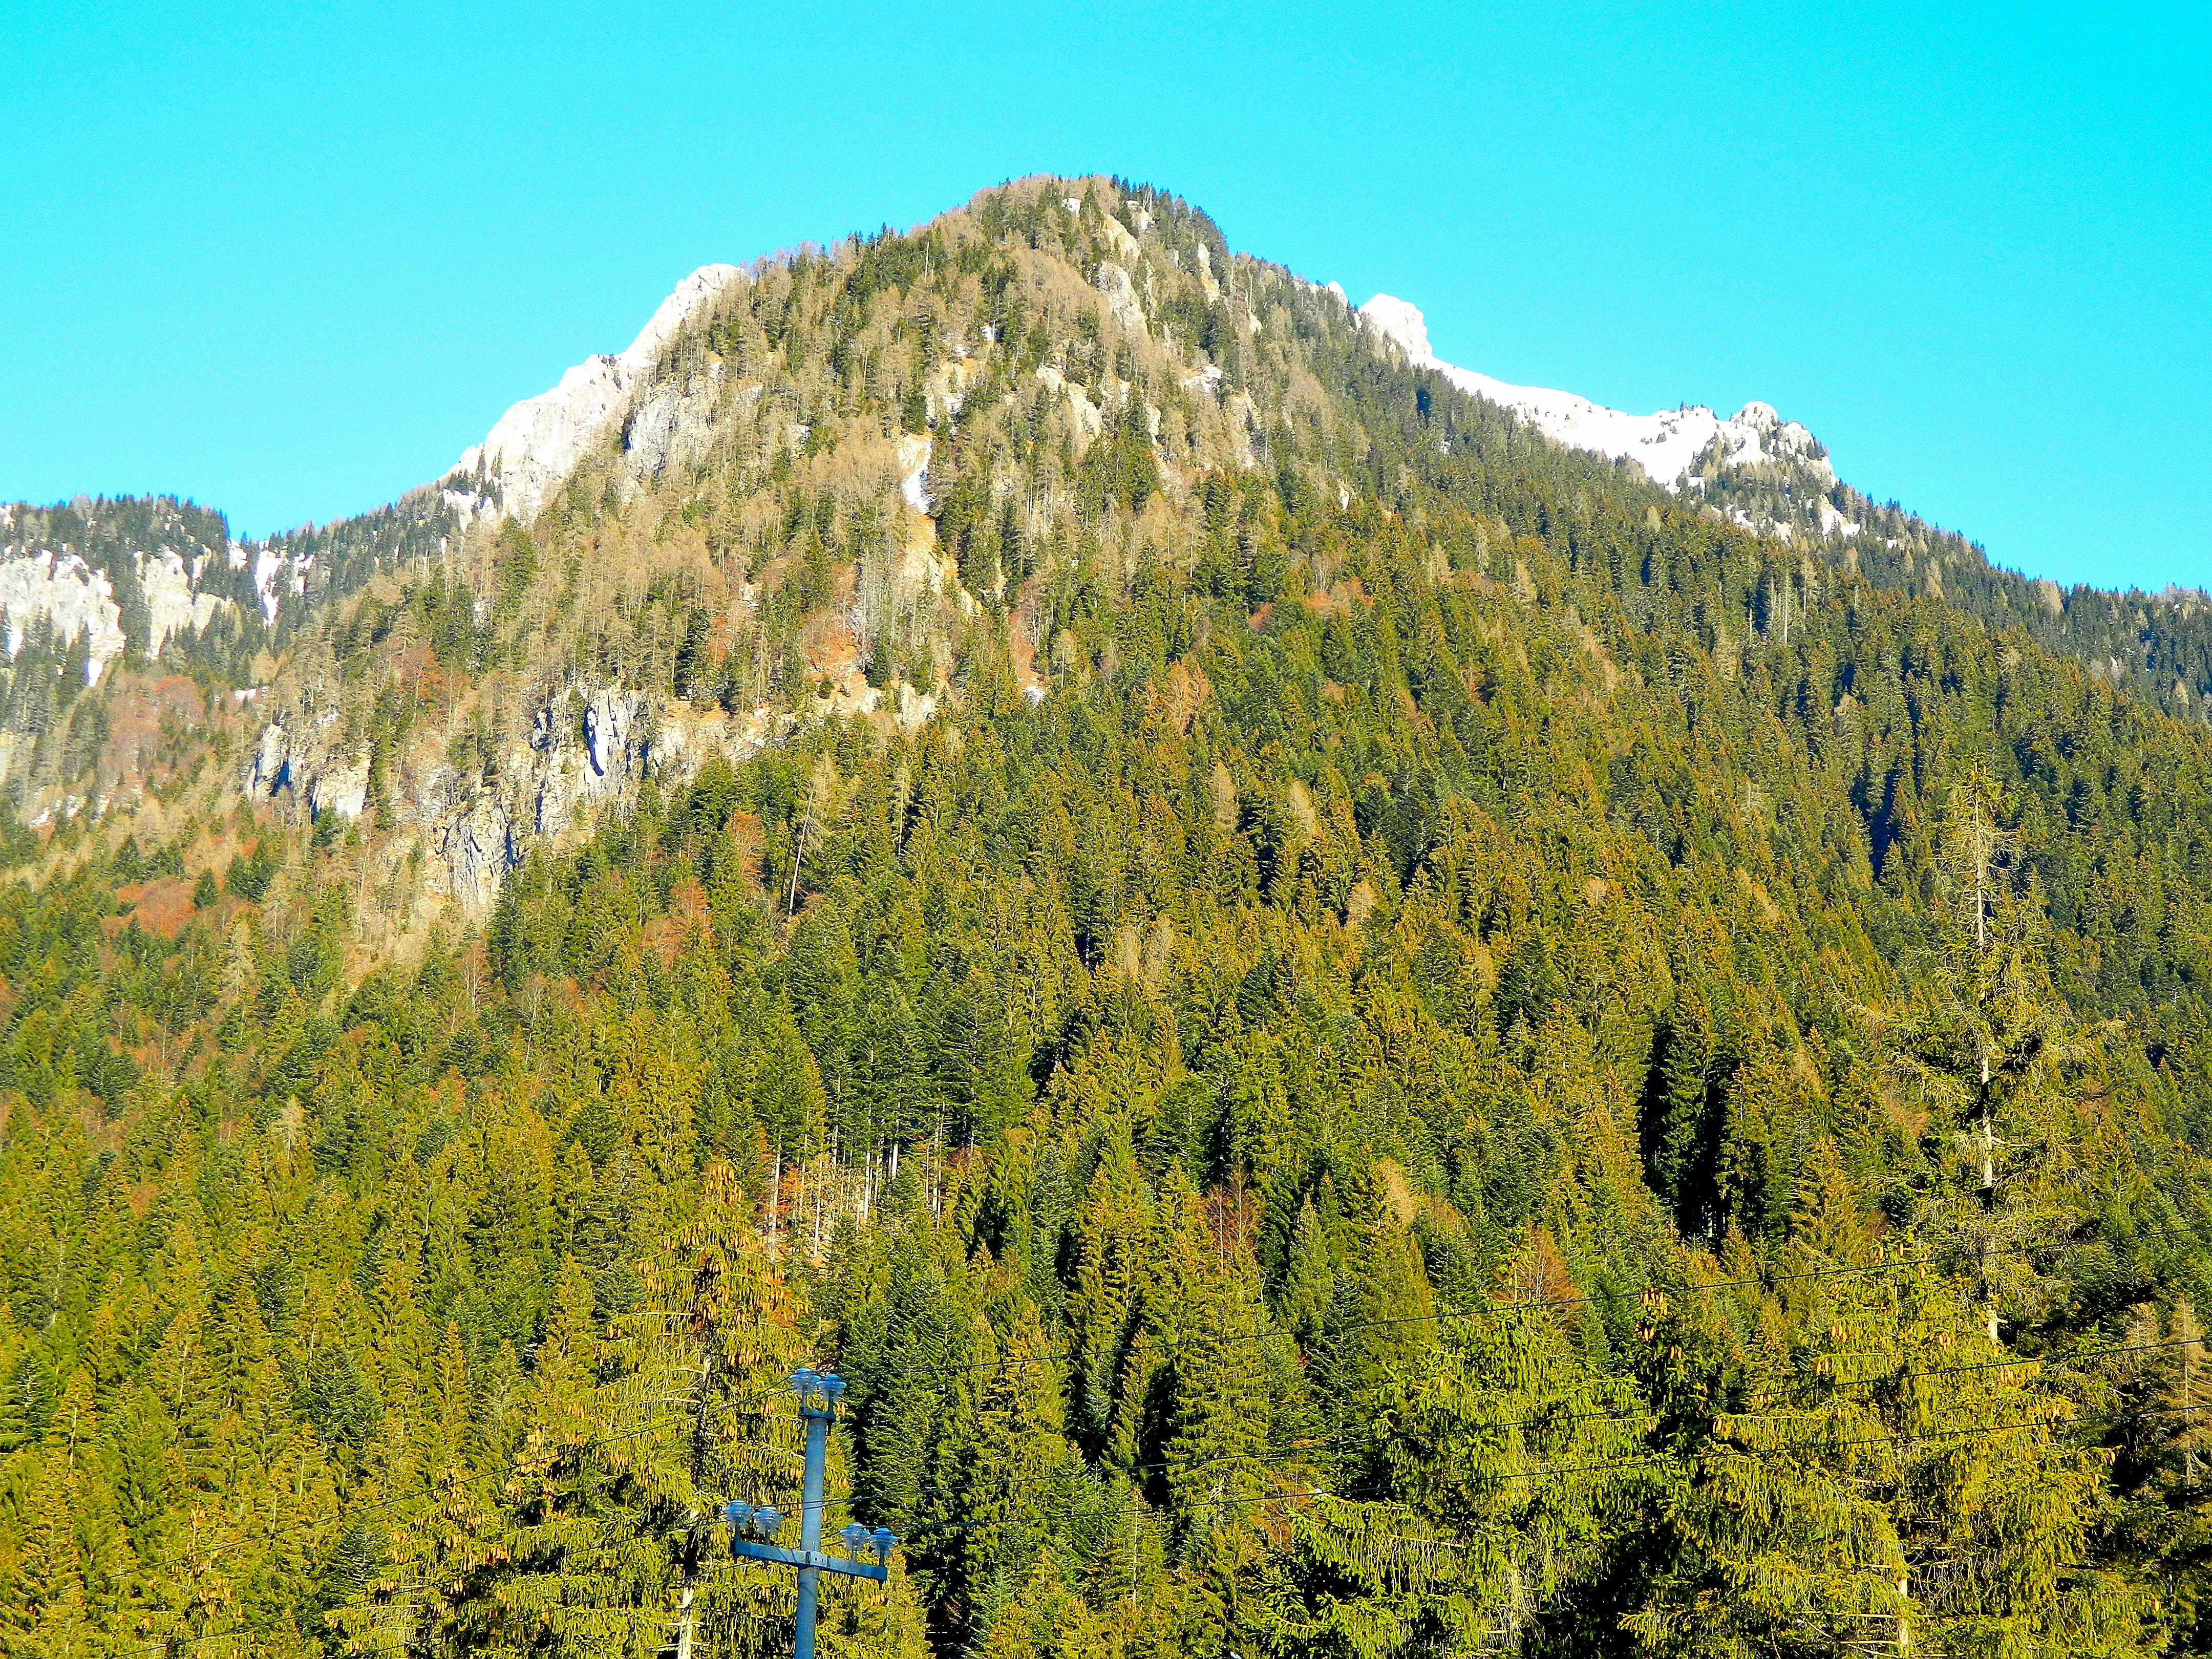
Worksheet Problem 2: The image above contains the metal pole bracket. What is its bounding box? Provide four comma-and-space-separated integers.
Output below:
730, 1539, 891, 1583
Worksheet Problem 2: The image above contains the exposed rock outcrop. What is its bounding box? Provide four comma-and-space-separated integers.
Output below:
245, 678, 790, 908
449, 264, 747, 523
0, 551, 125, 679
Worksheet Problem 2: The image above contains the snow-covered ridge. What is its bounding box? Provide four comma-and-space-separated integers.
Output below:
1357, 295, 1833, 495
449, 263, 747, 523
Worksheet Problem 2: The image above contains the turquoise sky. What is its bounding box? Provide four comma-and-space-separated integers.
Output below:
3, 2, 2205, 591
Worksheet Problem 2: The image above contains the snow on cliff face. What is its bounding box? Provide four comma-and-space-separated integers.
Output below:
450, 263, 747, 523
898, 435, 932, 514
1357, 294, 1833, 493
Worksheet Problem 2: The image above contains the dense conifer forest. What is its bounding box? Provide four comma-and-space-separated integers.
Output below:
5, 177, 2212, 1656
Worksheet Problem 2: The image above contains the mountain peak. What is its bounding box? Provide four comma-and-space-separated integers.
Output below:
449, 262, 747, 523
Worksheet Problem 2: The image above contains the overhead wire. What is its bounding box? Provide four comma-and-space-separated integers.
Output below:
93, 1205, 2212, 1651
135, 1377, 2153, 1659
145, 1216, 2212, 1590
799, 1212, 2212, 1396
816, 1324, 2212, 1523
105, 1344, 2212, 1655
843, 1395, 2212, 1555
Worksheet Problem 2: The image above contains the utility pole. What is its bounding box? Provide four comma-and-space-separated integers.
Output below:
727, 1369, 898, 1659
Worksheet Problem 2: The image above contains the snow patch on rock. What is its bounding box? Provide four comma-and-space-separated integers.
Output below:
250, 547, 288, 623
898, 435, 932, 515
1817, 498, 1861, 538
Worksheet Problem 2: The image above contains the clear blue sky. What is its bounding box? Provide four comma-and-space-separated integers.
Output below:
4, 2, 2205, 591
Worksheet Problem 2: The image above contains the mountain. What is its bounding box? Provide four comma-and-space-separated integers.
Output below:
47, 236, 2206, 909
19, 232, 2212, 862
4, 175, 2212, 1656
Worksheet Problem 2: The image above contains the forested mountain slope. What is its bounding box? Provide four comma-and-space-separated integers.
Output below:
4, 175, 2212, 1657
1355, 290, 2212, 726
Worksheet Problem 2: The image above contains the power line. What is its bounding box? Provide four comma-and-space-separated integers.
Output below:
112, 1202, 2212, 1568
112, 1403, 708, 1659
796, 1250, 1907, 1385
178, 1402, 714, 1569
105, 1385, 2212, 1655
161, 1227, 2206, 1586
116, 1336, 2159, 1646
810, 1215, 2212, 1391
80, 1210, 2212, 1651
820, 1325, 2212, 1520
871, 1395, 2212, 1551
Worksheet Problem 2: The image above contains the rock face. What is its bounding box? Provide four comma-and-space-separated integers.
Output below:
0, 552, 124, 680
0, 496, 239, 695
245, 678, 787, 909
449, 264, 747, 523
140, 550, 229, 651
231, 254, 937, 905
0, 546, 230, 684
1096, 260, 1146, 334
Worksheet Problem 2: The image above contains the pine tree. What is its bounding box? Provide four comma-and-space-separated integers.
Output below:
1894, 773, 2088, 1343
1275, 1198, 1333, 1350
926, 1302, 1082, 1654
480, 1161, 809, 1656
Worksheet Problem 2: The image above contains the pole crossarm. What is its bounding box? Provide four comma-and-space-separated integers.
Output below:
729, 1538, 891, 1583
725, 1370, 899, 1659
